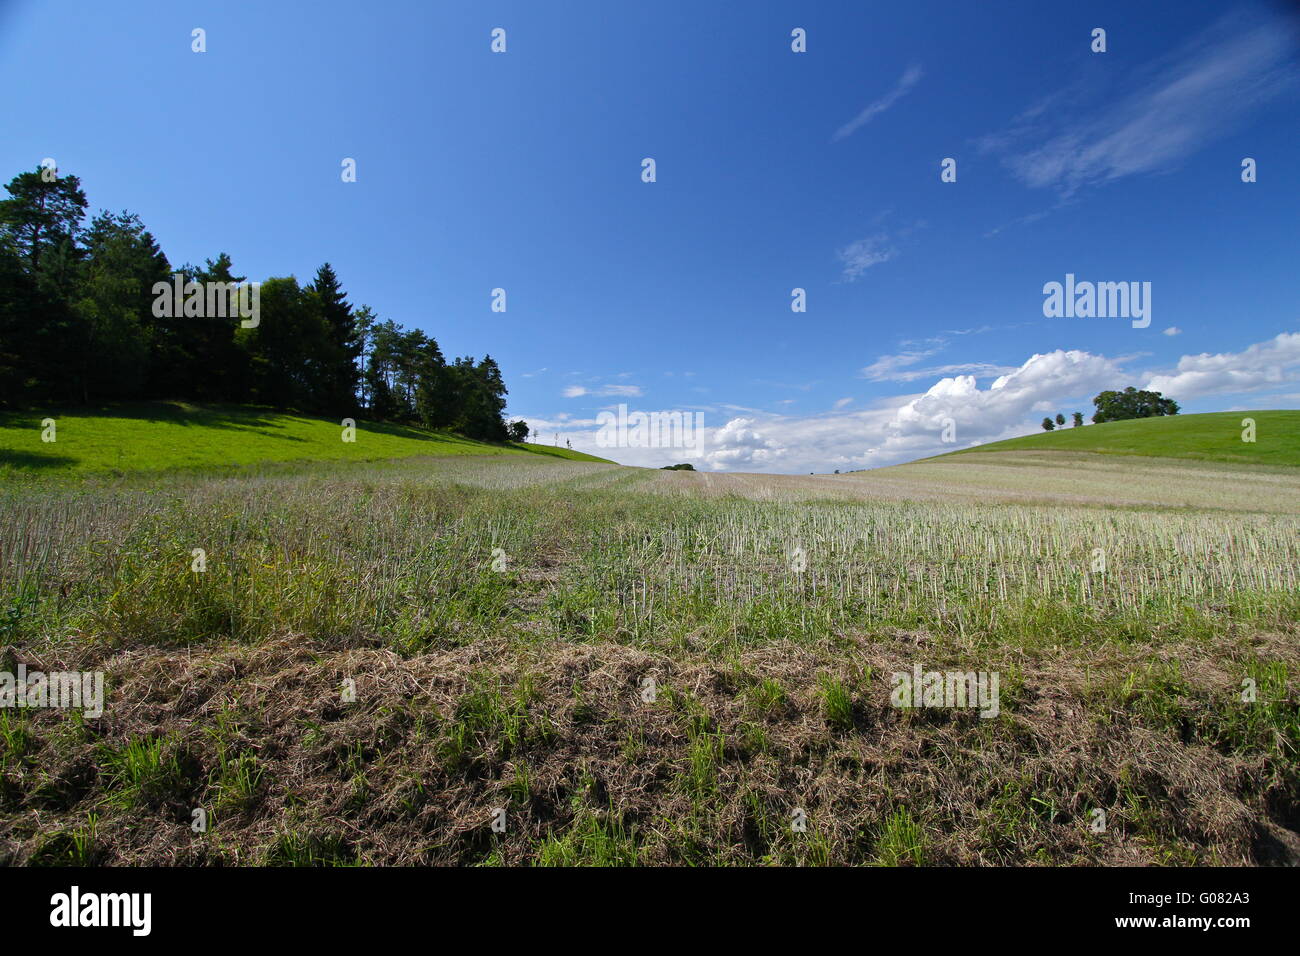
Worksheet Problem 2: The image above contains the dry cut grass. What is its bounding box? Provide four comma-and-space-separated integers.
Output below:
0, 453, 1296, 865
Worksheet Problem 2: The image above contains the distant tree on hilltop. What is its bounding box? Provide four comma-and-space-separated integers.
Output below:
1092, 387, 1179, 424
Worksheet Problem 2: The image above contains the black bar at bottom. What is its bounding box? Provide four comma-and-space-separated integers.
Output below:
2, 866, 1278, 941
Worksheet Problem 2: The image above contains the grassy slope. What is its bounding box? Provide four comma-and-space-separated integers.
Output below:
0, 402, 610, 475
937, 410, 1300, 467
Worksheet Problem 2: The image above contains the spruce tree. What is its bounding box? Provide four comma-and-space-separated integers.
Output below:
308, 263, 362, 415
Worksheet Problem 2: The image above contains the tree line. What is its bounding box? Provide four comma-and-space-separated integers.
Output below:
1042, 387, 1180, 430
0, 166, 523, 443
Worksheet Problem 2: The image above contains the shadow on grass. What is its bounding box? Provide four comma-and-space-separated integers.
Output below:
0, 403, 317, 452
0, 450, 79, 471
351, 418, 485, 447
0, 402, 289, 431
1, 403, 500, 448
0, 402, 516, 459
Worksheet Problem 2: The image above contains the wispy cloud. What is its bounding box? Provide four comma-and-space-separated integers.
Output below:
838, 234, 895, 280
984, 13, 1298, 197
832, 65, 924, 142
836, 216, 927, 281
861, 349, 939, 381
862, 351, 1017, 384
563, 383, 643, 399
983, 205, 1060, 238
862, 333, 1019, 383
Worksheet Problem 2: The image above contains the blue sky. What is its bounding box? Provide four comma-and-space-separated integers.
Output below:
3, 0, 1298, 471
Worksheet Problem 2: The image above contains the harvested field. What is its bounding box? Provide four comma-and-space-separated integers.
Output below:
1, 454, 1296, 865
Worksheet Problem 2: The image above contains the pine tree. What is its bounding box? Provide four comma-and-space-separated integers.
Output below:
308, 263, 362, 415
0, 169, 89, 402
0, 168, 88, 278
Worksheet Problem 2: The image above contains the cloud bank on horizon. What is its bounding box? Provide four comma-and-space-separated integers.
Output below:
531, 332, 1300, 473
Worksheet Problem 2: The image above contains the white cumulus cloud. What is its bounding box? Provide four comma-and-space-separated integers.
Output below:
526, 335, 1299, 473
1145, 332, 1300, 399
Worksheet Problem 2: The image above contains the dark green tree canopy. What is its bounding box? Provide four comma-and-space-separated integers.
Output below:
0, 167, 88, 276
1091, 387, 1180, 424
308, 262, 363, 415
0, 164, 518, 445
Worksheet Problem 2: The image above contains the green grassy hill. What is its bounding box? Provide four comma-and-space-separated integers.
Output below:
0, 402, 610, 476
939, 410, 1300, 467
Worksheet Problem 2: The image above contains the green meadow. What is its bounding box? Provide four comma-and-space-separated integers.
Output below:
0, 402, 608, 477
939, 410, 1300, 467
